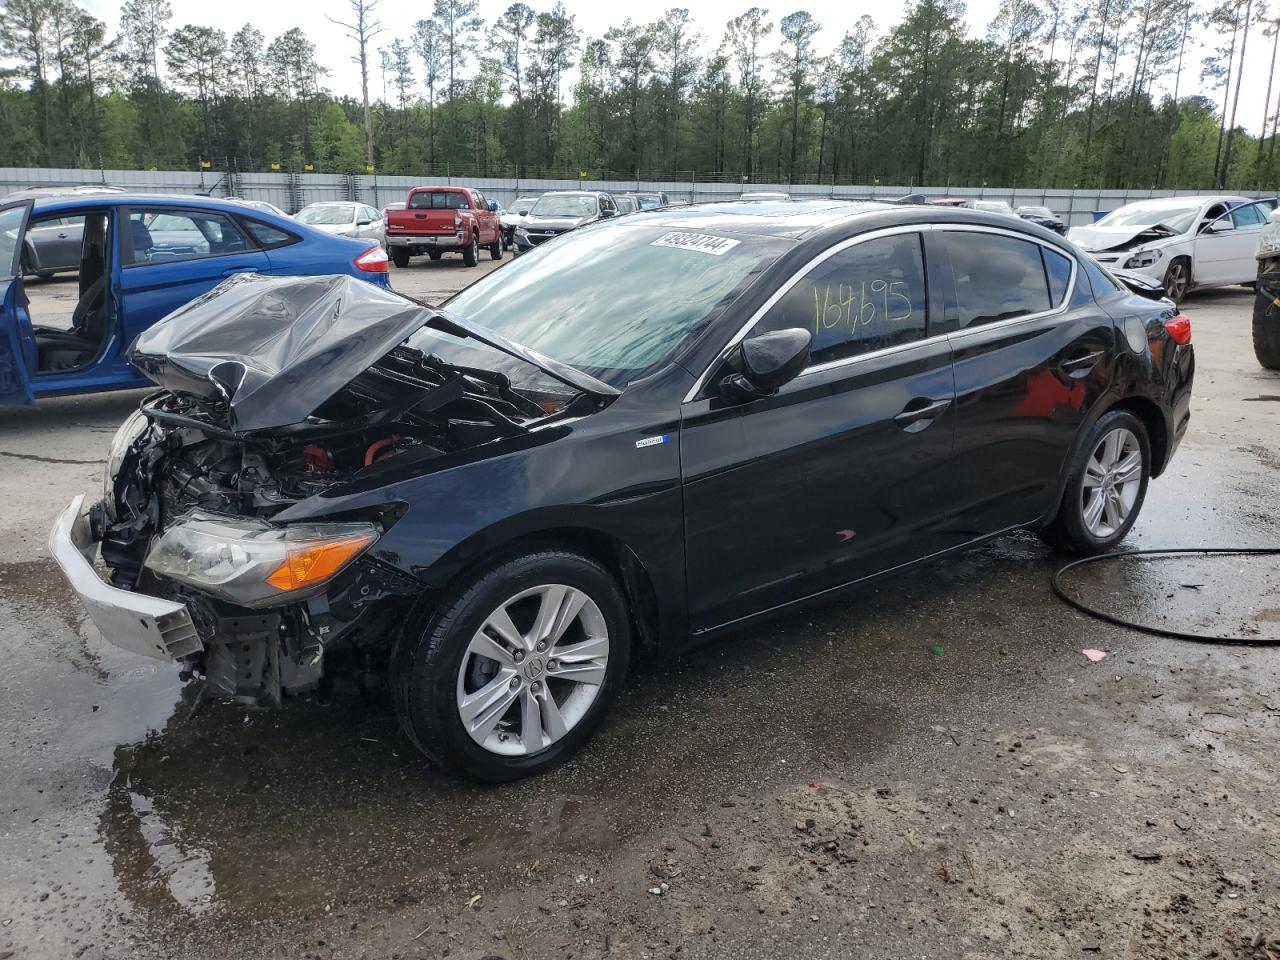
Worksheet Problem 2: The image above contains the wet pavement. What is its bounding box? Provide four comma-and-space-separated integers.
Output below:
2, 285, 1279, 960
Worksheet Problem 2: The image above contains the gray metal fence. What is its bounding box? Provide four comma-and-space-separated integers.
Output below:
2, 166, 1273, 227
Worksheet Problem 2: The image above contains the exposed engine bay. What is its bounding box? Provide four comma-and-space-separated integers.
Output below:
90, 273, 604, 706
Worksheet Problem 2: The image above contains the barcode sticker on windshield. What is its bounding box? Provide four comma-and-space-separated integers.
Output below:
650, 232, 741, 256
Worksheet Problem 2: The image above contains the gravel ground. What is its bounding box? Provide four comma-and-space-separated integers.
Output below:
1, 271, 1278, 960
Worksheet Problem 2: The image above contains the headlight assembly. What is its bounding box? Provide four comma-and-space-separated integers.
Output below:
102, 408, 149, 517
144, 513, 379, 608
1123, 248, 1163, 269
515, 226, 529, 240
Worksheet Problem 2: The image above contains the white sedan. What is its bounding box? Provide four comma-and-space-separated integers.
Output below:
1068, 195, 1277, 302
295, 201, 386, 244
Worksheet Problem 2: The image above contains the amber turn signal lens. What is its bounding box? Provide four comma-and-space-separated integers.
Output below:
264, 535, 375, 592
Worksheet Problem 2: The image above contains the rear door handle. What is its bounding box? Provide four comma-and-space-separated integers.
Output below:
894, 397, 952, 432
1060, 349, 1104, 377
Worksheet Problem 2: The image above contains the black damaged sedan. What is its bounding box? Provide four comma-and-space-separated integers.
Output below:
51, 200, 1194, 781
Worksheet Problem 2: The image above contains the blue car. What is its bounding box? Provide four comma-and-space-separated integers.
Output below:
0, 193, 391, 405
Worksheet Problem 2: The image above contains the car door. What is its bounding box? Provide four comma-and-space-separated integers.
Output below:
935, 226, 1117, 537
26, 216, 84, 273
118, 206, 271, 347
1216, 200, 1272, 283
471, 192, 497, 244
680, 228, 958, 632
1191, 200, 1245, 285
0, 199, 35, 404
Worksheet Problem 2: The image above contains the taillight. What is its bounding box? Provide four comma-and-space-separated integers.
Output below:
453, 212, 461, 226
354, 245, 388, 273
1163, 314, 1191, 345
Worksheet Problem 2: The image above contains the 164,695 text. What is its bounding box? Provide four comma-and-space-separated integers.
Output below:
812, 280, 914, 334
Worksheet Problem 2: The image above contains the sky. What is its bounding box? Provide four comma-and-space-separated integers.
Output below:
79, 0, 1276, 138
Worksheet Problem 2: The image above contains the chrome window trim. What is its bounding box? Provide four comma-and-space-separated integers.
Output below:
683, 221, 1081, 402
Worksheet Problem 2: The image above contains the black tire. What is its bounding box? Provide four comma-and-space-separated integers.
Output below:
390, 246, 410, 269
1163, 256, 1191, 304
488, 236, 502, 260
463, 233, 479, 267
1255, 286, 1280, 369
427, 250, 442, 261
390, 547, 632, 782
1039, 409, 1151, 555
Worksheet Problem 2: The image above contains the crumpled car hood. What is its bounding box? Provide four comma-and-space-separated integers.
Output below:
1068, 224, 1180, 252
128, 274, 617, 434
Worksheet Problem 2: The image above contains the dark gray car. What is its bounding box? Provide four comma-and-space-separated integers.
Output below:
512, 191, 619, 254
23, 216, 84, 278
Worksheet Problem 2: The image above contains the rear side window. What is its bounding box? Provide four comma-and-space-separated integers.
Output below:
409, 191, 467, 210
125, 209, 250, 265
754, 232, 929, 366
242, 219, 296, 249
1044, 247, 1073, 307
943, 232, 1052, 328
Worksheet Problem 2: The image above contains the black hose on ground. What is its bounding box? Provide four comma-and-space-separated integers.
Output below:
1051, 548, 1280, 646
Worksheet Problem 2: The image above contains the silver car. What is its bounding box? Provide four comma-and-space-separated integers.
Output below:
296, 202, 386, 244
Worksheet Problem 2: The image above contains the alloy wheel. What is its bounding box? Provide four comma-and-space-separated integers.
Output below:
1080, 427, 1143, 538
1164, 261, 1188, 302
455, 584, 610, 757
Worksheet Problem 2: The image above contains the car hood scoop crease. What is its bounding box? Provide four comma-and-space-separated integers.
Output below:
128, 273, 616, 433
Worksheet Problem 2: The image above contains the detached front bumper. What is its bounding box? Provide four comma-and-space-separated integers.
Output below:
49, 495, 202, 662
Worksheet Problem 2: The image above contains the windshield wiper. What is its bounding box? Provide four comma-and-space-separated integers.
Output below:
423, 309, 622, 401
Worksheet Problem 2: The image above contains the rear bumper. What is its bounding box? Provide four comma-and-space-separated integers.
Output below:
386, 233, 464, 250
49, 495, 201, 662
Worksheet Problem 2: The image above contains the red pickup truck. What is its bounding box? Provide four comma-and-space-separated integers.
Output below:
384, 186, 504, 268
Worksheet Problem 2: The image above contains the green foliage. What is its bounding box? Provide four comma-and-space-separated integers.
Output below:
0, 0, 1275, 188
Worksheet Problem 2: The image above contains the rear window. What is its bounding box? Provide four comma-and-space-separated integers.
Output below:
242, 219, 296, 249
409, 191, 468, 210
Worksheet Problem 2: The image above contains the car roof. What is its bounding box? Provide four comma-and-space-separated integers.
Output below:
611, 198, 1060, 242
1117, 194, 1250, 209
29, 192, 292, 218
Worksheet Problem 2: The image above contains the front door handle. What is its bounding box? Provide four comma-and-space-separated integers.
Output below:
894, 397, 952, 432
1060, 349, 1104, 378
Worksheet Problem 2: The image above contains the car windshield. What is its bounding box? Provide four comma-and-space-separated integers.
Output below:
513, 197, 539, 214
298, 205, 354, 225
615, 197, 639, 213
637, 196, 664, 210
973, 201, 1012, 213
1099, 202, 1199, 233
531, 195, 597, 218
1018, 206, 1054, 218
414, 224, 788, 387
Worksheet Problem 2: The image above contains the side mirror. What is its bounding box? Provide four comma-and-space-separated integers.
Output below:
720, 328, 811, 401
358, 218, 373, 226
1203, 219, 1233, 234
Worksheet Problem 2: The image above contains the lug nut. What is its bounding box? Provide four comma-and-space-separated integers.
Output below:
531, 681, 542, 693
513, 650, 525, 663
510, 676, 521, 689
536, 641, 547, 652
547, 660, 559, 671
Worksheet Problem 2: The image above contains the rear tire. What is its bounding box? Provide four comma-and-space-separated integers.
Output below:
463, 233, 479, 267
1039, 410, 1151, 555
1255, 285, 1280, 369
489, 236, 502, 260
390, 247, 410, 269
390, 547, 632, 782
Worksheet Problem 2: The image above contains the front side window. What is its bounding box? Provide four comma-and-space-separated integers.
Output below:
0, 204, 28, 278
943, 232, 1053, 328
753, 232, 929, 366
1230, 201, 1267, 229
126, 209, 249, 265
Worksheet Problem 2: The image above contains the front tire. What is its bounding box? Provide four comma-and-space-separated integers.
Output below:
1039, 410, 1150, 555
1163, 256, 1190, 304
1256, 285, 1280, 369
391, 547, 632, 782
463, 233, 479, 267
390, 246, 410, 269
